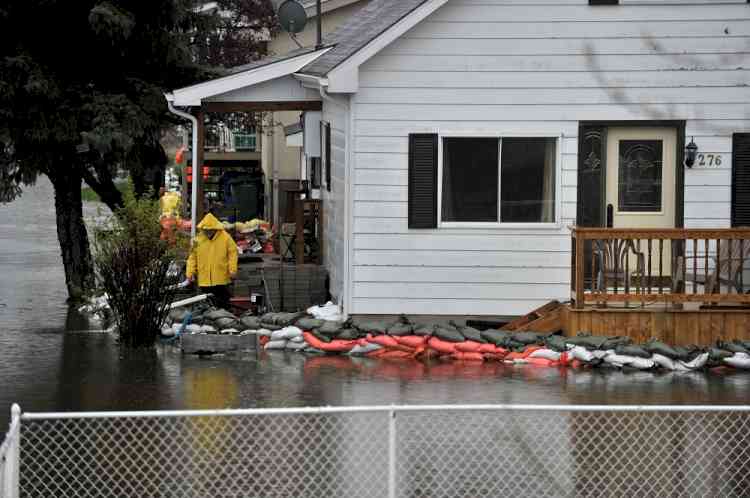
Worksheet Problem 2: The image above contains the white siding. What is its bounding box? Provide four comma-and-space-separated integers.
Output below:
350, 0, 750, 316
322, 97, 350, 305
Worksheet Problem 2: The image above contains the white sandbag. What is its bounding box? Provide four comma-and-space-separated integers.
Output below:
200, 325, 217, 334
568, 346, 594, 363
271, 326, 304, 341
185, 324, 202, 334
285, 341, 308, 351
220, 328, 239, 335
256, 328, 273, 337
161, 326, 176, 337
592, 350, 614, 360
264, 340, 288, 350
289, 335, 305, 343
724, 352, 750, 369
528, 349, 561, 361
628, 357, 655, 370
306, 301, 343, 322
651, 354, 676, 370
678, 352, 709, 371
348, 343, 383, 356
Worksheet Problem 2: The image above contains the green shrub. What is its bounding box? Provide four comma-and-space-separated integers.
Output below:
94, 182, 187, 348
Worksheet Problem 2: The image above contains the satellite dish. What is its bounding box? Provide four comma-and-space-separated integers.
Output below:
278, 1, 307, 34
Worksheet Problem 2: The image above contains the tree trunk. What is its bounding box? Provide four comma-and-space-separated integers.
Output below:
49, 169, 95, 302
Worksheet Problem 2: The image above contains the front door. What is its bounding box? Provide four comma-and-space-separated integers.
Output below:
606, 127, 677, 275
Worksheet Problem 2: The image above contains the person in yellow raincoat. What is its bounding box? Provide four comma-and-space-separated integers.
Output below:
186, 213, 238, 310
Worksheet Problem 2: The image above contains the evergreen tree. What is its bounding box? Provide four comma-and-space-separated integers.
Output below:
0, 1, 273, 301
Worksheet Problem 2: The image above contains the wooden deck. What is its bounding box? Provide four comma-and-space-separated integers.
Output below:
562, 305, 750, 346
565, 226, 750, 346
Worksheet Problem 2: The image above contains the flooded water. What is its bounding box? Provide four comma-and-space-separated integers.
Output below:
2, 181, 750, 430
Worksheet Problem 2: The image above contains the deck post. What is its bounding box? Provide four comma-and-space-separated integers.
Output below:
575, 229, 585, 309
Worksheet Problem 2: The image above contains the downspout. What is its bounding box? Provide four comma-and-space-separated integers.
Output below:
318, 83, 352, 319
166, 96, 199, 240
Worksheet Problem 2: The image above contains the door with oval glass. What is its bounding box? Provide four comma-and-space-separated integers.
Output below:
606, 127, 677, 278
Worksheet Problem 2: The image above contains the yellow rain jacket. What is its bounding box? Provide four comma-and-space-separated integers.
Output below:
186, 214, 239, 287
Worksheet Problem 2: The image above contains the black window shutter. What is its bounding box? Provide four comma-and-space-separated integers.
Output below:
408, 133, 438, 229
732, 133, 750, 227
325, 123, 331, 192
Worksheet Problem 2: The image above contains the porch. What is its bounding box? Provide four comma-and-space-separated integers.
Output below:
564, 227, 750, 345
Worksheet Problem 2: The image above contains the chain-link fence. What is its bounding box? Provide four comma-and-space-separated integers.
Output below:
5, 404, 750, 497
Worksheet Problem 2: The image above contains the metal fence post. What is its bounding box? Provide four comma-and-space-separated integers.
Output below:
387, 408, 397, 498
4, 404, 21, 498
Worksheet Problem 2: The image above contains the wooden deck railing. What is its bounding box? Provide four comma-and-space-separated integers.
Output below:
571, 227, 750, 309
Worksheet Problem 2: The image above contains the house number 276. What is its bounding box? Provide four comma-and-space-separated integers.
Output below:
697, 154, 722, 167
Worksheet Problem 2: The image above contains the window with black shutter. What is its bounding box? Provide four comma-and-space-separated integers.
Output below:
732, 133, 750, 227
408, 133, 438, 229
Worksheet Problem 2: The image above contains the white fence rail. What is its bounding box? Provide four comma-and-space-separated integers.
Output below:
4, 404, 750, 497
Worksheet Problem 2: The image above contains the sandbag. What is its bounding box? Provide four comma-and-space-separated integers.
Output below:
185, 324, 202, 334
387, 323, 413, 336
395, 336, 428, 350
169, 309, 190, 323
480, 330, 511, 347
643, 340, 685, 360
454, 341, 482, 353
378, 350, 415, 360
545, 335, 568, 352
525, 357, 557, 367
263, 311, 306, 327
239, 315, 262, 330
289, 335, 306, 343
650, 354, 675, 370
568, 346, 595, 363
307, 301, 343, 322
512, 331, 544, 346
310, 329, 332, 343
459, 327, 487, 343
302, 332, 356, 353
412, 324, 435, 337
434, 327, 465, 343
264, 340, 288, 350
348, 342, 383, 356
528, 349, 561, 361
200, 325, 217, 334
205, 308, 237, 321
566, 334, 609, 350
356, 321, 392, 335
601, 336, 633, 350
220, 328, 240, 335
285, 341, 308, 351
215, 317, 240, 330
724, 352, 750, 369
718, 340, 750, 355
259, 323, 283, 331
368, 334, 400, 349
317, 321, 343, 337
479, 343, 502, 355
271, 326, 304, 341
628, 357, 655, 370
678, 352, 708, 370
337, 328, 361, 340
452, 352, 484, 362
709, 348, 733, 361
428, 337, 458, 355
295, 317, 325, 330
615, 344, 651, 358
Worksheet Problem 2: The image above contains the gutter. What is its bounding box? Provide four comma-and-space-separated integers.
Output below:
165, 94, 199, 240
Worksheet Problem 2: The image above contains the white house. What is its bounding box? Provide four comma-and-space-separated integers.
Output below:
167, 0, 750, 320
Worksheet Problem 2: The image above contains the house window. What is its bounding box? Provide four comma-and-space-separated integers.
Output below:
440, 136, 557, 224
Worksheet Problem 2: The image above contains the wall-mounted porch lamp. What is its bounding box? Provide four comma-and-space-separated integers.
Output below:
684, 137, 698, 168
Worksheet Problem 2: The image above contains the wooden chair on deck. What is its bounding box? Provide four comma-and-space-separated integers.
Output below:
672, 240, 750, 295
592, 239, 646, 295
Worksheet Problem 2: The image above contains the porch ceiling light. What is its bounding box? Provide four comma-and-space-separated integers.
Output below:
685, 137, 698, 168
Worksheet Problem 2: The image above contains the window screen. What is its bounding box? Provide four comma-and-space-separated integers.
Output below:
441, 137, 498, 222
440, 136, 557, 224
501, 137, 557, 223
